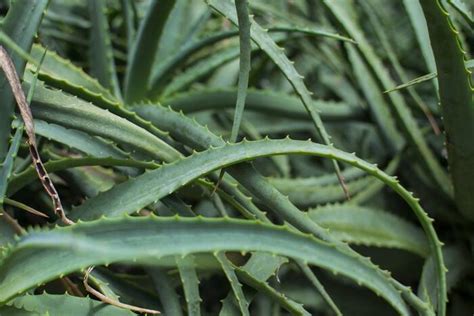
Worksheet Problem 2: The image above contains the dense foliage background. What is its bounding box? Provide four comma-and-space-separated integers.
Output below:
0, 0, 472, 315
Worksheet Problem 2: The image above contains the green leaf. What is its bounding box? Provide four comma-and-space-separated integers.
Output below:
30, 83, 180, 162
28, 44, 117, 101
229, 0, 251, 143
418, 246, 470, 313
133, 105, 433, 315
68, 137, 442, 316
0, 216, 409, 315
0, 125, 23, 205
177, 256, 201, 316
207, 0, 347, 196
234, 266, 311, 316
216, 252, 250, 316
403, 0, 438, 77
308, 204, 429, 257
296, 262, 342, 316
361, 2, 439, 134
385, 72, 437, 93
4, 293, 135, 315
324, 0, 452, 199
269, 174, 373, 207
87, 0, 122, 99
148, 26, 355, 98
420, 0, 474, 222
0, 0, 49, 160
124, 0, 176, 103
447, 0, 473, 25
346, 45, 403, 152
164, 89, 365, 121
148, 267, 184, 316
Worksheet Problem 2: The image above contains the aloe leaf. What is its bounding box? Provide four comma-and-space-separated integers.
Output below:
30, 84, 180, 162
362, 2, 440, 134
24, 69, 171, 142
4, 293, 135, 315
133, 105, 431, 314
388, 60, 474, 92
418, 246, 470, 313
0, 126, 23, 206
234, 267, 311, 316
309, 204, 429, 257
153, 0, 207, 70
269, 175, 372, 207
0, 0, 49, 160
120, 0, 138, 52
207, 0, 348, 197
216, 252, 250, 316
403, 0, 438, 78
447, 0, 473, 25
28, 45, 117, 101
29, 120, 128, 159
0, 216, 408, 314
160, 41, 268, 98
70, 137, 441, 314
385, 72, 438, 93
350, 154, 401, 204
176, 256, 201, 316
148, 268, 184, 316
148, 26, 354, 98
164, 89, 365, 121
346, 45, 403, 152
89, 268, 162, 313
70, 138, 426, 226
0, 212, 17, 247
324, 0, 452, 199
124, 0, 176, 103
419, 0, 474, 223
296, 261, 342, 316
87, 0, 122, 99
229, 0, 251, 143
27, 84, 266, 222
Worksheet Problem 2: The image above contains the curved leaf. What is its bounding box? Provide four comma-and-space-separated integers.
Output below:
30, 84, 180, 162
207, 0, 347, 196
164, 89, 365, 121
4, 293, 135, 315
68, 137, 443, 316
308, 204, 429, 257
0, 216, 409, 315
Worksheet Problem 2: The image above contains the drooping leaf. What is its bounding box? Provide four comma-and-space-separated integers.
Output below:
308, 204, 429, 257
4, 293, 135, 315
0, 216, 410, 315
0, 0, 49, 160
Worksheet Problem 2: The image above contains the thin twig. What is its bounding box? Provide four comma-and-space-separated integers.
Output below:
83, 267, 160, 314
0, 45, 73, 225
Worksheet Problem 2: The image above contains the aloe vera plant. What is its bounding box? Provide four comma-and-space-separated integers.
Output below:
0, 0, 472, 315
